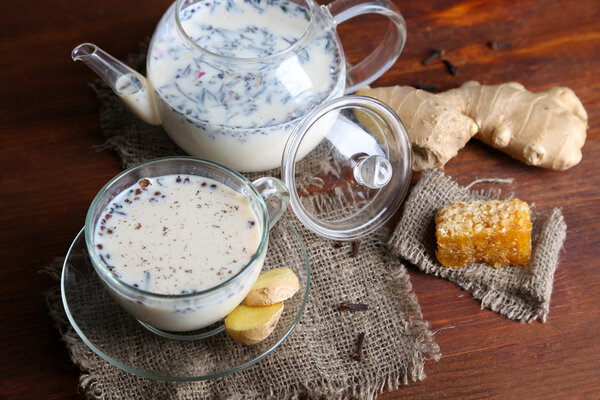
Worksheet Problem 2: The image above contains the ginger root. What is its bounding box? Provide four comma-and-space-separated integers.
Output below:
226, 268, 300, 345
244, 267, 299, 306
356, 81, 588, 170
356, 86, 478, 171
225, 302, 284, 345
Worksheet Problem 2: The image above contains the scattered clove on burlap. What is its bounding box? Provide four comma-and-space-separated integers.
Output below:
352, 239, 361, 258
352, 332, 366, 362
340, 301, 369, 311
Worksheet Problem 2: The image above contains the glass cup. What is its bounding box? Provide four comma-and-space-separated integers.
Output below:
84, 157, 289, 332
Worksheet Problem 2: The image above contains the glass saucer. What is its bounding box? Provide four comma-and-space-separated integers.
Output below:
61, 217, 310, 381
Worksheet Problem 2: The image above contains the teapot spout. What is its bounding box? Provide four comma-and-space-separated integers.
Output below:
72, 43, 161, 125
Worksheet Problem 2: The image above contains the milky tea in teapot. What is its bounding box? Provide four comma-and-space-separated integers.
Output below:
147, 0, 344, 171
73, 0, 406, 172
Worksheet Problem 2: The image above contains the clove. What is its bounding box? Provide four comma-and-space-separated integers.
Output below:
352, 239, 361, 258
422, 48, 444, 66
340, 301, 369, 311
414, 83, 440, 91
442, 59, 459, 76
333, 241, 344, 249
352, 332, 366, 362
487, 40, 513, 50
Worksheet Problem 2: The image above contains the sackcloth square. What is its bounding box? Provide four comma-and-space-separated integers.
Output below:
388, 169, 567, 323
45, 46, 441, 400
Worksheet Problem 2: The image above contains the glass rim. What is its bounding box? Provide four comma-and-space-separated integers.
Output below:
174, 0, 317, 63
84, 156, 270, 300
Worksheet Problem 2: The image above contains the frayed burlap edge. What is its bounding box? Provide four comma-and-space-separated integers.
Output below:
43, 234, 441, 400
55, 42, 441, 399
42, 258, 106, 399
388, 170, 567, 323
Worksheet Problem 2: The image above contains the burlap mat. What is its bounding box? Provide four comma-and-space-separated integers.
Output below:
46, 47, 440, 399
388, 170, 567, 323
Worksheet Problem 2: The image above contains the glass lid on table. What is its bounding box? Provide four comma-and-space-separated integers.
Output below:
281, 95, 412, 241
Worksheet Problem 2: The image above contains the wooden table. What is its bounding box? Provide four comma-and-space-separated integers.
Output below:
1, 0, 598, 398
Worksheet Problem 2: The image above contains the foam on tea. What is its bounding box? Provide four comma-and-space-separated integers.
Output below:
93, 174, 262, 295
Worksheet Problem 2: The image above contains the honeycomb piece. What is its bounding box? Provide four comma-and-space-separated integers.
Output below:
435, 199, 532, 268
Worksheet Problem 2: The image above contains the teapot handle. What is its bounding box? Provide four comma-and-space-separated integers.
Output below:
327, 0, 406, 94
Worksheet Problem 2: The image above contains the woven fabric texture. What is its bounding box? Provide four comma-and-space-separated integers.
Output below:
46, 48, 440, 399
47, 224, 440, 399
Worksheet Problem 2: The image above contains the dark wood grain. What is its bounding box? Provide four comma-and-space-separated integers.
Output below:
0, 0, 598, 399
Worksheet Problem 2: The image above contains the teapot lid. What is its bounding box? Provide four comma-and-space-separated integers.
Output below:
281, 95, 412, 240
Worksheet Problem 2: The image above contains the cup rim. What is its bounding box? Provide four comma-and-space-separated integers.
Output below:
174, 0, 317, 63
84, 156, 270, 300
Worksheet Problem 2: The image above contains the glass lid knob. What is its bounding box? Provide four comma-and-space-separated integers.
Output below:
353, 154, 393, 189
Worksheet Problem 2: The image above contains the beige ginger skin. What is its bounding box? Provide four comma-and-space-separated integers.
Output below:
357, 81, 588, 171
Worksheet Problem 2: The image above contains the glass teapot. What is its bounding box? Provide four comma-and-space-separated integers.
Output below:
72, 0, 406, 172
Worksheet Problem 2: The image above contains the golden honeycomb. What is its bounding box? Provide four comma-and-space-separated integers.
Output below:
435, 199, 532, 268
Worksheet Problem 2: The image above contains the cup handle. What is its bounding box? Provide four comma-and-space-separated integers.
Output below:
252, 177, 290, 230
327, 0, 407, 94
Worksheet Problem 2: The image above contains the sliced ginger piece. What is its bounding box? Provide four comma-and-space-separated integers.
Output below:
225, 302, 284, 345
244, 267, 299, 306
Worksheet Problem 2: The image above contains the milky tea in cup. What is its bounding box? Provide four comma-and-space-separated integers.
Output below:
85, 158, 274, 332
